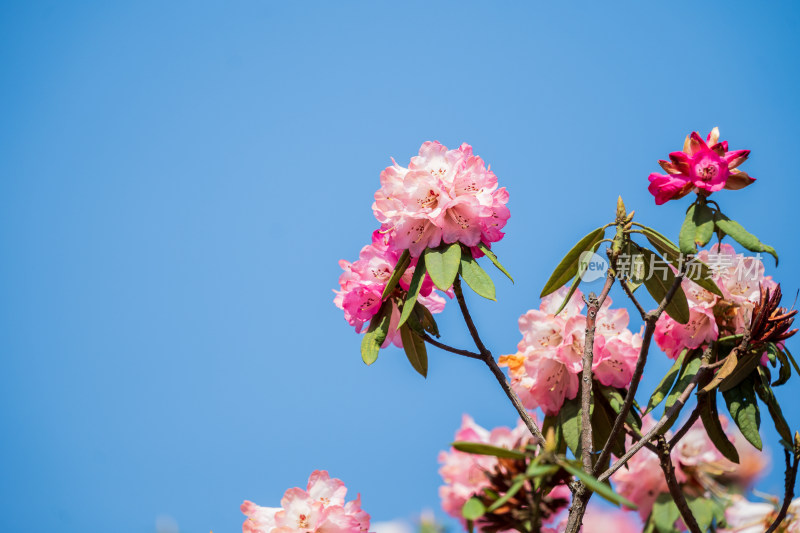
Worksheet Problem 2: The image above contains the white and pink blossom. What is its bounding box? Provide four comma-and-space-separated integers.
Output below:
242, 470, 370, 533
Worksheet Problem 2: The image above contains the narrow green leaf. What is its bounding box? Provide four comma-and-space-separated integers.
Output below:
558, 396, 583, 456
486, 478, 526, 512
773, 345, 791, 387
679, 203, 700, 254
714, 212, 779, 265
451, 442, 527, 460
400, 325, 428, 378
477, 242, 513, 282
459, 251, 496, 301
646, 349, 687, 414
665, 354, 701, 412
700, 390, 740, 464
462, 497, 486, 521
360, 300, 393, 365
593, 387, 625, 459
558, 460, 638, 509
783, 346, 800, 375
640, 225, 722, 297
722, 379, 762, 450
600, 387, 642, 436
425, 243, 462, 290
412, 302, 440, 337
554, 238, 605, 315
397, 256, 426, 329
640, 247, 690, 324
694, 203, 715, 248
754, 369, 793, 444
541, 227, 606, 297
651, 493, 681, 533
381, 250, 411, 299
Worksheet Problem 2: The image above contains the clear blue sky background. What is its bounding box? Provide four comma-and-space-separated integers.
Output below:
2, 2, 800, 532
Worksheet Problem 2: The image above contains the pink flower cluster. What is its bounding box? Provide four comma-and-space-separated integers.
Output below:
498, 287, 643, 415
720, 496, 800, 533
373, 141, 510, 257
654, 244, 776, 359
334, 230, 447, 345
648, 128, 754, 205
438, 415, 570, 529
612, 415, 766, 520
241, 470, 371, 533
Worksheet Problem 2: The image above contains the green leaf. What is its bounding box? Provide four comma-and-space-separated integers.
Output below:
646, 349, 686, 414
542, 414, 566, 454
399, 325, 428, 377
477, 242, 513, 282
360, 300, 393, 365
593, 387, 625, 459
783, 346, 800, 376
640, 225, 722, 297
640, 247, 690, 324
397, 256, 427, 329
459, 251, 496, 301
723, 379, 762, 450
462, 497, 486, 521
424, 243, 462, 290
558, 460, 637, 509
678, 201, 714, 254
381, 250, 411, 299
451, 442, 527, 460
651, 493, 681, 533
541, 227, 606, 297
665, 354, 701, 412
558, 396, 583, 456
554, 238, 605, 315
600, 386, 642, 436
700, 390, 741, 464
686, 494, 716, 532
714, 212, 779, 265
773, 345, 792, 387
412, 302, 440, 338
486, 478, 526, 512
754, 369, 793, 444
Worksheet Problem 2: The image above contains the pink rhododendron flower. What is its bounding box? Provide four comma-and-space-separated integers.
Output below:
372, 141, 510, 257
242, 470, 370, 533
653, 244, 776, 358
719, 496, 800, 533
648, 128, 755, 204
438, 415, 569, 529
334, 230, 448, 347
500, 288, 642, 415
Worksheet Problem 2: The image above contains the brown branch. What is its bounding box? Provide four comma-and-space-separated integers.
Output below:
766, 448, 799, 533
656, 435, 702, 533
420, 334, 483, 360
452, 276, 547, 445
593, 273, 684, 475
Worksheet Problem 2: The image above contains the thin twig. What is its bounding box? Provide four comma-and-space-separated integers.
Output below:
452, 277, 547, 445
656, 435, 703, 533
765, 448, 799, 533
598, 362, 705, 483
593, 274, 684, 475
618, 277, 648, 320
420, 334, 482, 360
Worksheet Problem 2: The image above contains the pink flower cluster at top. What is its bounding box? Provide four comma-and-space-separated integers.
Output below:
438, 415, 570, 529
334, 230, 447, 345
241, 470, 370, 533
498, 287, 643, 415
612, 415, 766, 521
648, 127, 754, 205
373, 141, 510, 257
654, 244, 776, 359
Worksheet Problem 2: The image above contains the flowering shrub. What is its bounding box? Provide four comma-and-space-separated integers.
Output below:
296, 132, 800, 533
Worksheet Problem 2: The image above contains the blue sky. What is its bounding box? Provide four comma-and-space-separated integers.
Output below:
2, 2, 800, 532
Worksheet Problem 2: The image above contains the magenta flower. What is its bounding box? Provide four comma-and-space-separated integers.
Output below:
242, 470, 370, 533
373, 141, 510, 256
647, 128, 755, 205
